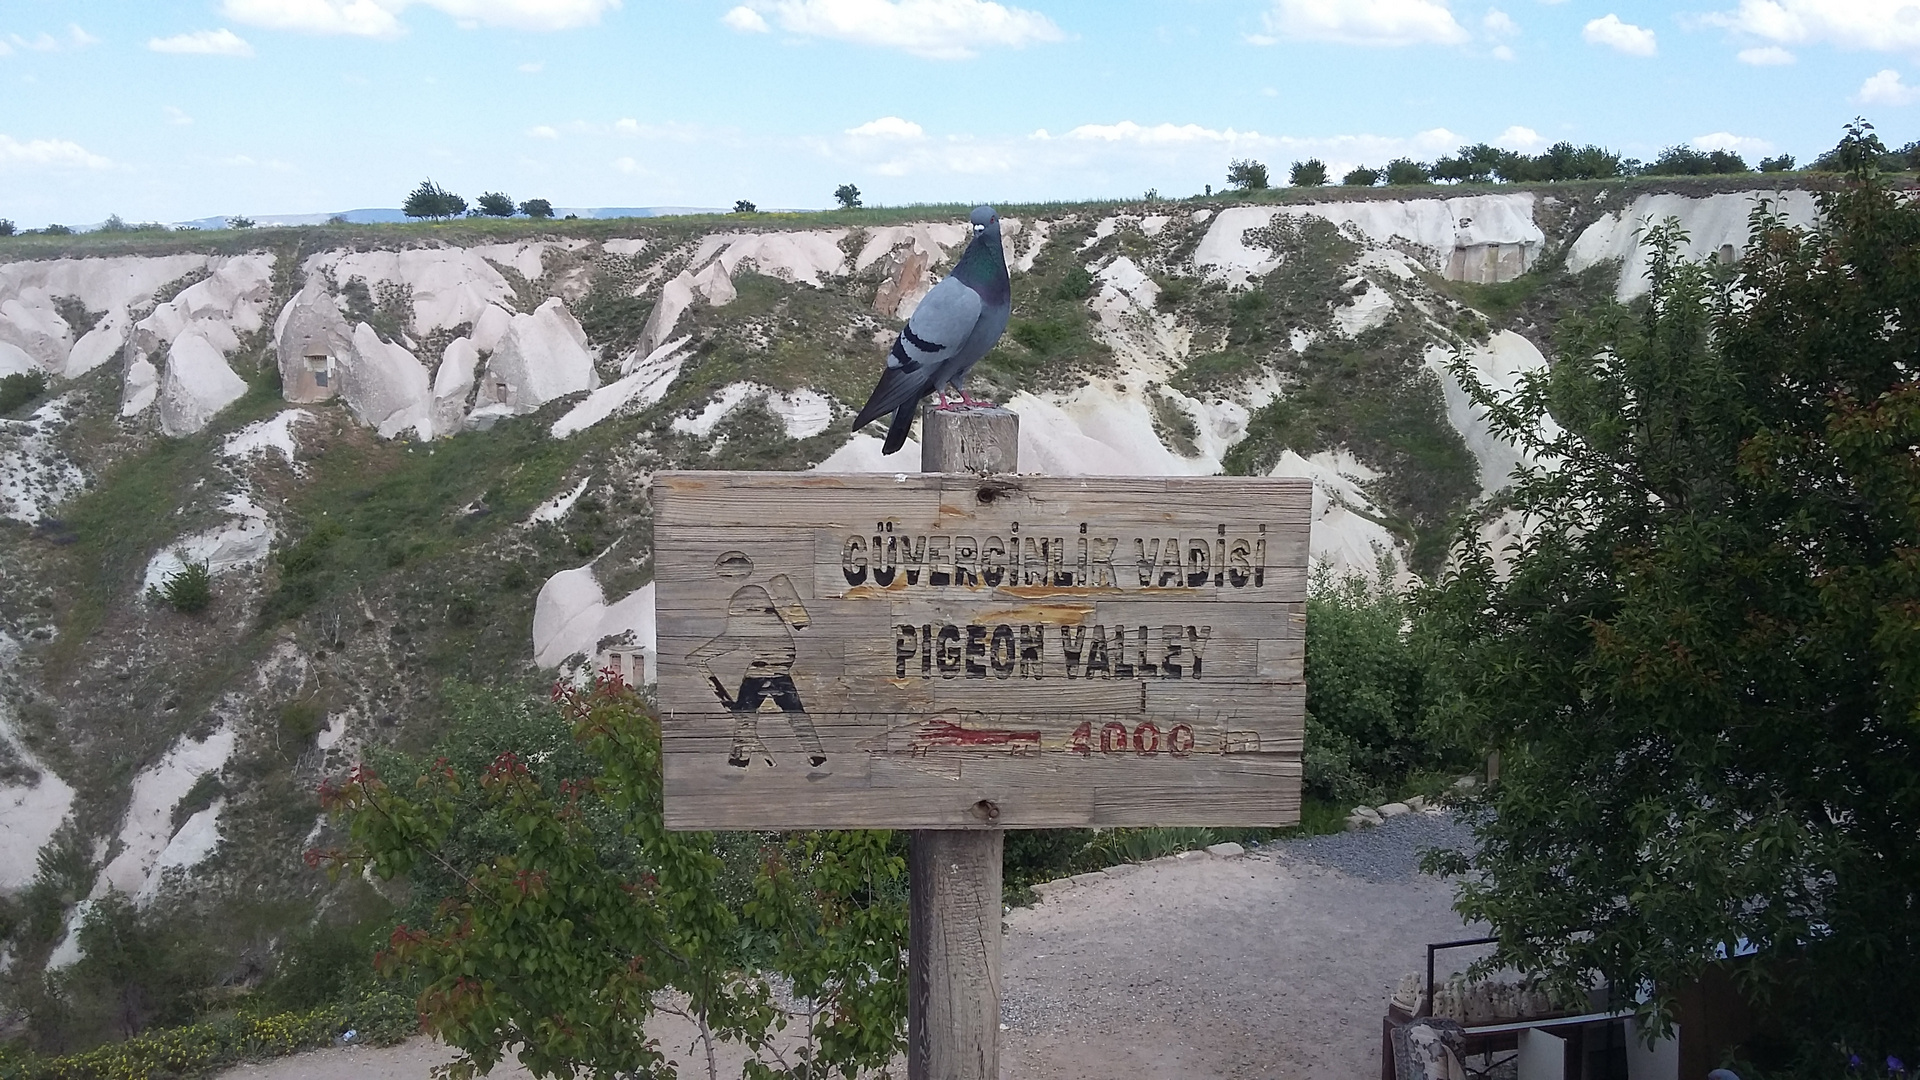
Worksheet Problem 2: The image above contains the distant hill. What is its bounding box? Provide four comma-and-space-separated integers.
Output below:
164, 206, 732, 230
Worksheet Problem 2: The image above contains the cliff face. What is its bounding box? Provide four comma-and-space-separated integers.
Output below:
0, 182, 1821, 971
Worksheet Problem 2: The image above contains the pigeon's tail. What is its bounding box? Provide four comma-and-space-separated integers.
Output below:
853, 366, 927, 432
882, 400, 916, 455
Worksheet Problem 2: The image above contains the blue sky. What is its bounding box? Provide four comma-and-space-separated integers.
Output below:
1, 0, 1916, 227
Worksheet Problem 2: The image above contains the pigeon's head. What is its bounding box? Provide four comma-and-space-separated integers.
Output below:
969, 205, 1001, 242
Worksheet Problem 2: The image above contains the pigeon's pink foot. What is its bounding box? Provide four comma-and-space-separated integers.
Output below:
934, 389, 956, 411
959, 391, 997, 408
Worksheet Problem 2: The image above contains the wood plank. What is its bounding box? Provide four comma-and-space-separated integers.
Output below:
656, 465, 1310, 830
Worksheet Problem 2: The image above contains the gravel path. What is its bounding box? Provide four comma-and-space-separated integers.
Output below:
215, 812, 1483, 1080
999, 811, 1487, 1079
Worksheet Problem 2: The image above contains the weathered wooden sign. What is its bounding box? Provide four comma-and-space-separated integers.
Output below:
653, 471, 1310, 829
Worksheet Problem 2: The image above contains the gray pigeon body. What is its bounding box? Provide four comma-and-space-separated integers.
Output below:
852, 205, 1011, 454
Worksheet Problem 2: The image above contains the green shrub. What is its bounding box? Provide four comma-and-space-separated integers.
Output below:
1758, 153, 1795, 173
733, 199, 757, 214
278, 700, 325, 745
0, 371, 49, 415
1053, 265, 1095, 301
1643, 144, 1750, 176
170, 772, 224, 831
402, 179, 465, 220
517, 198, 553, 219
150, 563, 213, 614
474, 192, 515, 217
1342, 166, 1380, 187
0, 219, 14, 237
834, 183, 862, 209
1288, 159, 1329, 187
0, 991, 415, 1080
1302, 562, 1469, 805
1226, 158, 1269, 190
1384, 158, 1430, 185
1009, 318, 1075, 354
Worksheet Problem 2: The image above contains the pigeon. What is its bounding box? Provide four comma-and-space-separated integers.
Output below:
852, 205, 1012, 454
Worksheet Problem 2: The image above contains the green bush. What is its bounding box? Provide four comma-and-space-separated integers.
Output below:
324, 679, 908, 1079
0, 371, 49, 415
1009, 318, 1075, 354
150, 563, 213, 615
1053, 265, 1095, 301
0, 219, 15, 237
1342, 166, 1380, 187
1288, 159, 1329, 187
1302, 562, 1468, 805
0, 991, 415, 1080
402, 179, 465, 220
1643, 144, 1749, 176
1384, 158, 1430, 185
517, 198, 553, 219
1226, 158, 1269, 190
834, 183, 862, 209
474, 192, 515, 217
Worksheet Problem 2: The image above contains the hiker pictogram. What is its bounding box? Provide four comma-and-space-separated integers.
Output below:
687, 551, 826, 770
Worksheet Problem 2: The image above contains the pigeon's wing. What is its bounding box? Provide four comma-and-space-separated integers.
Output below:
852, 276, 984, 431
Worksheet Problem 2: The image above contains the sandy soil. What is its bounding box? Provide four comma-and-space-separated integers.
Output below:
213, 822, 1482, 1080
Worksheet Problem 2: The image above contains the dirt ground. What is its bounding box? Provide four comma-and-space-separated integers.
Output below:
214, 819, 1482, 1080
999, 842, 1486, 1079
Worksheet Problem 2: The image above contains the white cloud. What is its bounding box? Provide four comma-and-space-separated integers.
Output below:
1737, 44, 1795, 63
846, 116, 925, 138
149, 28, 255, 55
0, 135, 112, 170
1255, 0, 1472, 47
1494, 124, 1544, 149
1858, 68, 1920, 105
527, 124, 560, 138
1063, 121, 1259, 143
1483, 9, 1519, 35
722, 6, 771, 31
729, 0, 1064, 59
411, 0, 619, 30
1692, 131, 1774, 154
221, 0, 404, 36
221, 0, 618, 37
1705, 0, 1920, 53
7, 26, 97, 52
1583, 13, 1656, 55
1491, 42, 1515, 58
518, 60, 543, 71
164, 106, 194, 126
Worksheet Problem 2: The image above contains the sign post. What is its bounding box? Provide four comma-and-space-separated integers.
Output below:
652, 406, 1310, 1078
908, 406, 1017, 1080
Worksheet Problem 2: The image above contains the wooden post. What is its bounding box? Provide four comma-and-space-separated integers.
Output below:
909, 403, 1015, 1080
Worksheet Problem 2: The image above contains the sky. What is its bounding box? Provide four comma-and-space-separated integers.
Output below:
1, 0, 1917, 227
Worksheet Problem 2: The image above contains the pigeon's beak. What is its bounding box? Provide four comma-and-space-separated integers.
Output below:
973, 223, 985, 234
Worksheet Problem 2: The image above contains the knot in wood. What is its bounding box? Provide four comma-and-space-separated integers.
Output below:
971, 799, 1001, 822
